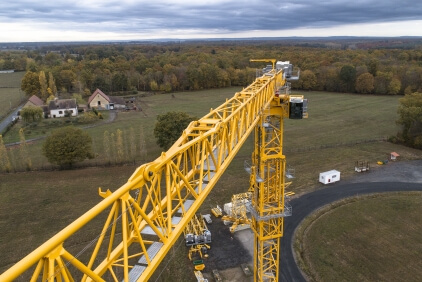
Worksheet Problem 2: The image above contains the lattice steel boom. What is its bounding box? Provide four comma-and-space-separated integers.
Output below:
0, 60, 305, 282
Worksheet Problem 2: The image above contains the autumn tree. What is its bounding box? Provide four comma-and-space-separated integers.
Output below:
150, 80, 159, 91
48, 72, 58, 96
339, 65, 356, 92
20, 106, 43, 123
299, 70, 317, 90
112, 73, 129, 92
59, 69, 76, 92
39, 71, 48, 100
367, 59, 378, 76
42, 127, 94, 168
72, 93, 85, 105
116, 129, 124, 162
374, 71, 392, 94
103, 130, 111, 163
19, 128, 32, 170
21, 71, 41, 97
129, 127, 136, 161
396, 92, 422, 148
0, 135, 11, 172
388, 78, 401, 95
110, 132, 116, 163
355, 73, 374, 94
139, 125, 147, 160
154, 111, 197, 150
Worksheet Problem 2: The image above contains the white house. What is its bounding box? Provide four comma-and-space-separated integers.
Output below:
48, 99, 78, 118
319, 170, 340, 184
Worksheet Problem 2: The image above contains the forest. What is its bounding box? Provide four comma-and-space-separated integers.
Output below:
1, 39, 422, 98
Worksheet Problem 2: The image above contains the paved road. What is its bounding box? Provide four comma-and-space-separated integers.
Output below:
280, 181, 422, 281
0, 105, 22, 134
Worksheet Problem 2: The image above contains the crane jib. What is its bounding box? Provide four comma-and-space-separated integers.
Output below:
0, 59, 305, 282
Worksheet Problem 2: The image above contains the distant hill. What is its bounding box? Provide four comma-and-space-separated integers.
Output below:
1, 36, 422, 50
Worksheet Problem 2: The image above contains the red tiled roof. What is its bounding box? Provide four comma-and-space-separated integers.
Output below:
28, 95, 44, 106
87, 89, 110, 104
391, 152, 400, 157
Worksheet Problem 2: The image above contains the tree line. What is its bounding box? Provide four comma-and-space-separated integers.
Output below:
1, 41, 420, 100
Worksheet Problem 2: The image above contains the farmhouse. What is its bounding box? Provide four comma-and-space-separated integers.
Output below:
87, 89, 125, 110
23, 95, 44, 108
48, 99, 78, 118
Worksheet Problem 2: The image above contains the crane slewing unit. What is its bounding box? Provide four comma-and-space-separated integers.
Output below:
0, 60, 305, 282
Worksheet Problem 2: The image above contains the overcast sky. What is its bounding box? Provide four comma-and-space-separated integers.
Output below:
1, 0, 422, 42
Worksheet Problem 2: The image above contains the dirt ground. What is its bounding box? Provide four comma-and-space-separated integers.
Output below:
199, 160, 422, 282
201, 218, 254, 282
346, 159, 422, 184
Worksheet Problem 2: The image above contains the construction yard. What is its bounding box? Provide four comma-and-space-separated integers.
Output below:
199, 217, 253, 282
187, 159, 422, 282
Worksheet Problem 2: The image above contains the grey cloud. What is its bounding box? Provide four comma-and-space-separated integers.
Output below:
1, 0, 422, 35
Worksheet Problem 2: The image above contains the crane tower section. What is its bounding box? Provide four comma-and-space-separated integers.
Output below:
248, 60, 305, 282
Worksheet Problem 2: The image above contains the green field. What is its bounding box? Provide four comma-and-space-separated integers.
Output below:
0, 72, 25, 119
1, 89, 422, 280
296, 193, 422, 281
4, 89, 420, 177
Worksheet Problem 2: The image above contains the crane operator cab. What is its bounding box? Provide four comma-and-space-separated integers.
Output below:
289, 96, 308, 119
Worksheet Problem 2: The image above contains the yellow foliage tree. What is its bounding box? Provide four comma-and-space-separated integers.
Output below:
39, 71, 48, 100
356, 72, 375, 94
0, 135, 11, 172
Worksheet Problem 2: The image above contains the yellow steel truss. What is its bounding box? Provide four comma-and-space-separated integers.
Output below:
0, 66, 288, 282
184, 214, 208, 239
249, 101, 290, 282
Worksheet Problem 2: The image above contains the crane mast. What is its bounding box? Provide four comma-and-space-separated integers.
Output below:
250, 92, 289, 282
0, 60, 305, 282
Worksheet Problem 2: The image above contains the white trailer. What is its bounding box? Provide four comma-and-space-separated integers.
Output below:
319, 170, 340, 184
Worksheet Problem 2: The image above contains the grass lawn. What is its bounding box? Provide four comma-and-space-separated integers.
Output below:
297, 192, 422, 281
0, 72, 25, 119
2, 111, 111, 143
1, 89, 422, 280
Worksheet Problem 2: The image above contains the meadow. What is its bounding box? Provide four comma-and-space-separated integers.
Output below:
296, 192, 422, 281
1, 88, 422, 280
0, 72, 25, 120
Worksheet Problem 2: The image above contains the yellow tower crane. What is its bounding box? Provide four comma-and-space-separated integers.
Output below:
0, 59, 306, 282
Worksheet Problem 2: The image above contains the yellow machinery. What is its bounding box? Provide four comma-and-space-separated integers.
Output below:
184, 214, 211, 247
221, 192, 252, 233
0, 59, 306, 282
188, 244, 211, 261
211, 205, 223, 217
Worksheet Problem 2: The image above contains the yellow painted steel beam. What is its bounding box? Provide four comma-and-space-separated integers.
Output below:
1, 68, 286, 282
250, 103, 287, 282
